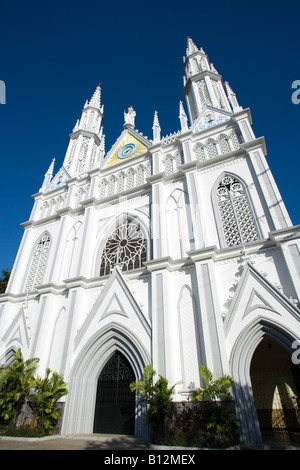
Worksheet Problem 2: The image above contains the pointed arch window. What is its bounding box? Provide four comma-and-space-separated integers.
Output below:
216, 176, 259, 247
100, 220, 147, 276
198, 80, 211, 107
219, 134, 231, 154
117, 172, 126, 193
206, 139, 218, 159
25, 232, 51, 292
194, 143, 206, 162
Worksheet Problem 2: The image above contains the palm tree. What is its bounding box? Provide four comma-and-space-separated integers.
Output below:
130, 365, 180, 438
192, 365, 234, 402
0, 349, 39, 424
27, 368, 68, 433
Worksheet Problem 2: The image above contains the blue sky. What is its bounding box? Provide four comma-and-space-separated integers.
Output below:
0, 0, 299, 271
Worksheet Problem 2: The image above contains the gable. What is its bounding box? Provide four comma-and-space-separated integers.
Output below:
103, 130, 149, 169
2, 308, 30, 353
193, 106, 231, 133
74, 267, 150, 350
47, 166, 71, 192
224, 262, 300, 341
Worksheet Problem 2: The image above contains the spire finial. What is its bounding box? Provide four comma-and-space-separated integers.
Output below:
225, 82, 242, 112
40, 158, 55, 192
179, 101, 188, 131
89, 83, 102, 108
46, 158, 55, 177
186, 36, 198, 56
152, 110, 161, 143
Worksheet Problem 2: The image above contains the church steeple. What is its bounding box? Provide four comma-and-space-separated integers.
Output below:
152, 110, 161, 143
77, 83, 104, 134
182, 37, 234, 124
40, 158, 55, 192
58, 84, 105, 178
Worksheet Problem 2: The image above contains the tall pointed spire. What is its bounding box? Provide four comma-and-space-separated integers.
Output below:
62, 83, 105, 176
179, 101, 188, 131
225, 82, 242, 112
88, 83, 102, 109
76, 83, 104, 134
186, 36, 198, 56
183, 38, 232, 123
40, 158, 55, 192
152, 110, 161, 143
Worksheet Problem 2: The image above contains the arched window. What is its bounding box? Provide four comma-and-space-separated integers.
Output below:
126, 168, 135, 190
163, 155, 174, 175
136, 165, 145, 186
100, 220, 147, 276
194, 143, 206, 162
175, 149, 184, 170
107, 175, 116, 196
25, 232, 51, 292
99, 179, 108, 199
117, 172, 126, 193
206, 139, 218, 159
198, 79, 211, 107
216, 175, 259, 247
219, 134, 231, 154
230, 129, 243, 149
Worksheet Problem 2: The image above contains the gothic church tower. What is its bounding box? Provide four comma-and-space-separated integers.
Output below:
1, 38, 300, 444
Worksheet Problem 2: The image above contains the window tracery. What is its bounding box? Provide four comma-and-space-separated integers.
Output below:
25, 233, 51, 292
198, 80, 211, 107
216, 176, 259, 247
194, 143, 206, 161
206, 139, 218, 159
100, 220, 147, 276
219, 134, 231, 154
230, 129, 243, 149
163, 154, 174, 175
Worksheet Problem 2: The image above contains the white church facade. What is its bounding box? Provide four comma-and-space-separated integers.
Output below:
1, 37, 300, 444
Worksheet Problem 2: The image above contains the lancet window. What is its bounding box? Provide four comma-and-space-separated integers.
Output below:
198, 80, 211, 107
216, 176, 259, 247
25, 232, 51, 292
194, 143, 206, 162
100, 220, 147, 276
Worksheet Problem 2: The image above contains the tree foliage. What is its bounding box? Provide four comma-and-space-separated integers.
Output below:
0, 269, 11, 294
0, 349, 39, 423
192, 365, 234, 402
28, 368, 68, 432
0, 349, 68, 434
132, 365, 239, 447
130, 365, 180, 438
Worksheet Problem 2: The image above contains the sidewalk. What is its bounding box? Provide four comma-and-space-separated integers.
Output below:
0, 434, 299, 450
0, 433, 150, 450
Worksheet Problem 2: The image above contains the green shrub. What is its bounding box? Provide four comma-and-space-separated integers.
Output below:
130, 365, 180, 440
145, 365, 240, 448
0, 349, 39, 424
28, 368, 68, 434
0, 349, 68, 436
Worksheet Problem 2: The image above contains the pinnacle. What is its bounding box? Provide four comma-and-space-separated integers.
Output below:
89, 83, 101, 108
186, 36, 198, 55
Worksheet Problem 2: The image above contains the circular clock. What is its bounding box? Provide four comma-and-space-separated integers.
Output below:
118, 143, 136, 159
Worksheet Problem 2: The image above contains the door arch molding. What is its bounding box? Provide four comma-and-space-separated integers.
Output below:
61, 322, 150, 436
230, 315, 299, 444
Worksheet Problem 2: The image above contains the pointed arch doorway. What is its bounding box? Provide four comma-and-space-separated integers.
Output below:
93, 351, 136, 435
250, 336, 300, 443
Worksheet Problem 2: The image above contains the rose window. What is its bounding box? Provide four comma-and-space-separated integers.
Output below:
100, 220, 147, 276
